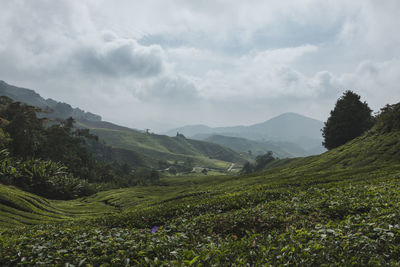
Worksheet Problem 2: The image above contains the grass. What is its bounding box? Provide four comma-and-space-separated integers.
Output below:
0, 184, 116, 229
1, 123, 400, 265
76, 120, 248, 171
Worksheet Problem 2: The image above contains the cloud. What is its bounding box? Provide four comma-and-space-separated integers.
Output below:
308, 71, 338, 98
199, 45, 319, 99
136, 74, 199, 103
239, 45, 318, 65
0, 1, 166, 82
337, 59, 400, 110
76, 35, 165, 78
0, 1, 399, 131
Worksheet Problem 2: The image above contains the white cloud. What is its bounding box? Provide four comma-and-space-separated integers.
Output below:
76, 36, 165, 77
338, 59, 400, 111
0, 0, 399, 131
136, 74, 199, 103
199, 45, 318, 99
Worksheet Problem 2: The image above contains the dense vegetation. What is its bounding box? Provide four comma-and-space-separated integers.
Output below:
1, 81, 245, 176
241, 151, 276, 174
322, 90, 374, 150
166, 112, 325, 156
0, 100, 400, 265
0, 80, 101, 121
0, 97, 161, 199
77, 120, 247, 171
204, 134, 307, 158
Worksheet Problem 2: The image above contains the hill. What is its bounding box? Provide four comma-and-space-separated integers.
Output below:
1, 102, 400, 265
0, 80, 101, 121
204, 134, 306, 158
77, 120, 247, 170
165, 112, 325, 156
265, 104, 400, 172
0, 80, 247, 171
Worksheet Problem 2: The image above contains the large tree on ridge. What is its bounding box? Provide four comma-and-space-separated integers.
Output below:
322, 90, 374, 150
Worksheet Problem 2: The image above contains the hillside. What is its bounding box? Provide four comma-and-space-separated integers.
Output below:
77, 120, 247, 170
204, 134, 306, 158
1, 103, 400, 265
165, 112, 325, 156
0, 81, 247, 171
0, 80, 101, 121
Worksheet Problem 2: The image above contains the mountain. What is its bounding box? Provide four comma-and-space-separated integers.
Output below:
2, 102, 400, 265
0, 80, 247, 170
0, 80, 101, 121
204, 134, 306, 158
165, 112, 325, 156
247, 112, 323, 141
77, 120, 247, 169
267, 102, 400, 171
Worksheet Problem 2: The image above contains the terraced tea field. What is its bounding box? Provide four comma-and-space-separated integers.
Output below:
1, 123, 400, 265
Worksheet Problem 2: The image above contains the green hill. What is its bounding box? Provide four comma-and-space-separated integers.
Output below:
1, 103, 400, 265
76, 120, 247, 170
165, 112, 326, 156
0, 80, 101, 121
204, 134, 307, 158
0, 184, 115, 228
0, 80, 247, 171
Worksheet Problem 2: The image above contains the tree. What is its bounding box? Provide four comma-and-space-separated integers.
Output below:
168, 167, 177, 175
240, 151, 275, 175
2, 102, 44, 158
254, 151, 275, 171
240, 162, 253, 175
183, 157, 194, 172
322, 90, 374, 150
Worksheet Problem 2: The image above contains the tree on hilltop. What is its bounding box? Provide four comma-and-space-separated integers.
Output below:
322, 90, 374, 150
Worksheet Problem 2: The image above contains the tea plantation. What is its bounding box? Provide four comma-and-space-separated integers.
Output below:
1, 112, 400, 265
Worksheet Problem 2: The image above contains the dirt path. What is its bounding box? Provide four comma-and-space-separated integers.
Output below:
227, 163, 235, 171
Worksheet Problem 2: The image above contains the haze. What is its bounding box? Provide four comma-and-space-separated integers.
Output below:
1, 0, 399, 132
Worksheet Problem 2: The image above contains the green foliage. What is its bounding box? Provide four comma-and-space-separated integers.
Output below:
1, 102, 44, 158
133, 168, 161, 185
1, 100, 400, 265
168, 167, 177, 175
322, 90, 374, 150
375, 102, 400, 133
0, 128, 10, 149
77, 120, 247, 172
205, 134, 306, 158
1, 163, 400, 265
0, 99, 150, 193
0, 149, 96, 199
241, 151, 275, 174
241, 161, 253, 174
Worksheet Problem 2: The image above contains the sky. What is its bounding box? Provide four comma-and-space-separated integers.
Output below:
1, 0, 400, 132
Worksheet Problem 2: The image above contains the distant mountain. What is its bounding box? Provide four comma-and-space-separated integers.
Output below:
165, 112, 326, 156
203, 135, 307, 158
77, 120, 247, 169
0, 80, 247, 170
0, 80, 101, 121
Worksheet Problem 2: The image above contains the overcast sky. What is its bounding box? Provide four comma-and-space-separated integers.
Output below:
1, 0, 400, 132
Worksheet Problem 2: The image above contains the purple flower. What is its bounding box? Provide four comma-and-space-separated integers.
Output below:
151, 226, 159, 234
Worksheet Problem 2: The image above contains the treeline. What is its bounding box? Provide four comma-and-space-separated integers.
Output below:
0, 97, 159, 199
240, 92, 400, 175
241, 151, 276, 174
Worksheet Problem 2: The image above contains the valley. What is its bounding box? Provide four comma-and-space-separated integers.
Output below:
1, 105, 400, 264
1, 2, 399, 265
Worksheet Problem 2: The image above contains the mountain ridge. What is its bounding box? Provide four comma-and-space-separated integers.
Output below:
204, 134, 306, 158
2, 101, 400, 265
0, 80, 102, 121
0, 80, 247, 171
165, 112, 325, 156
